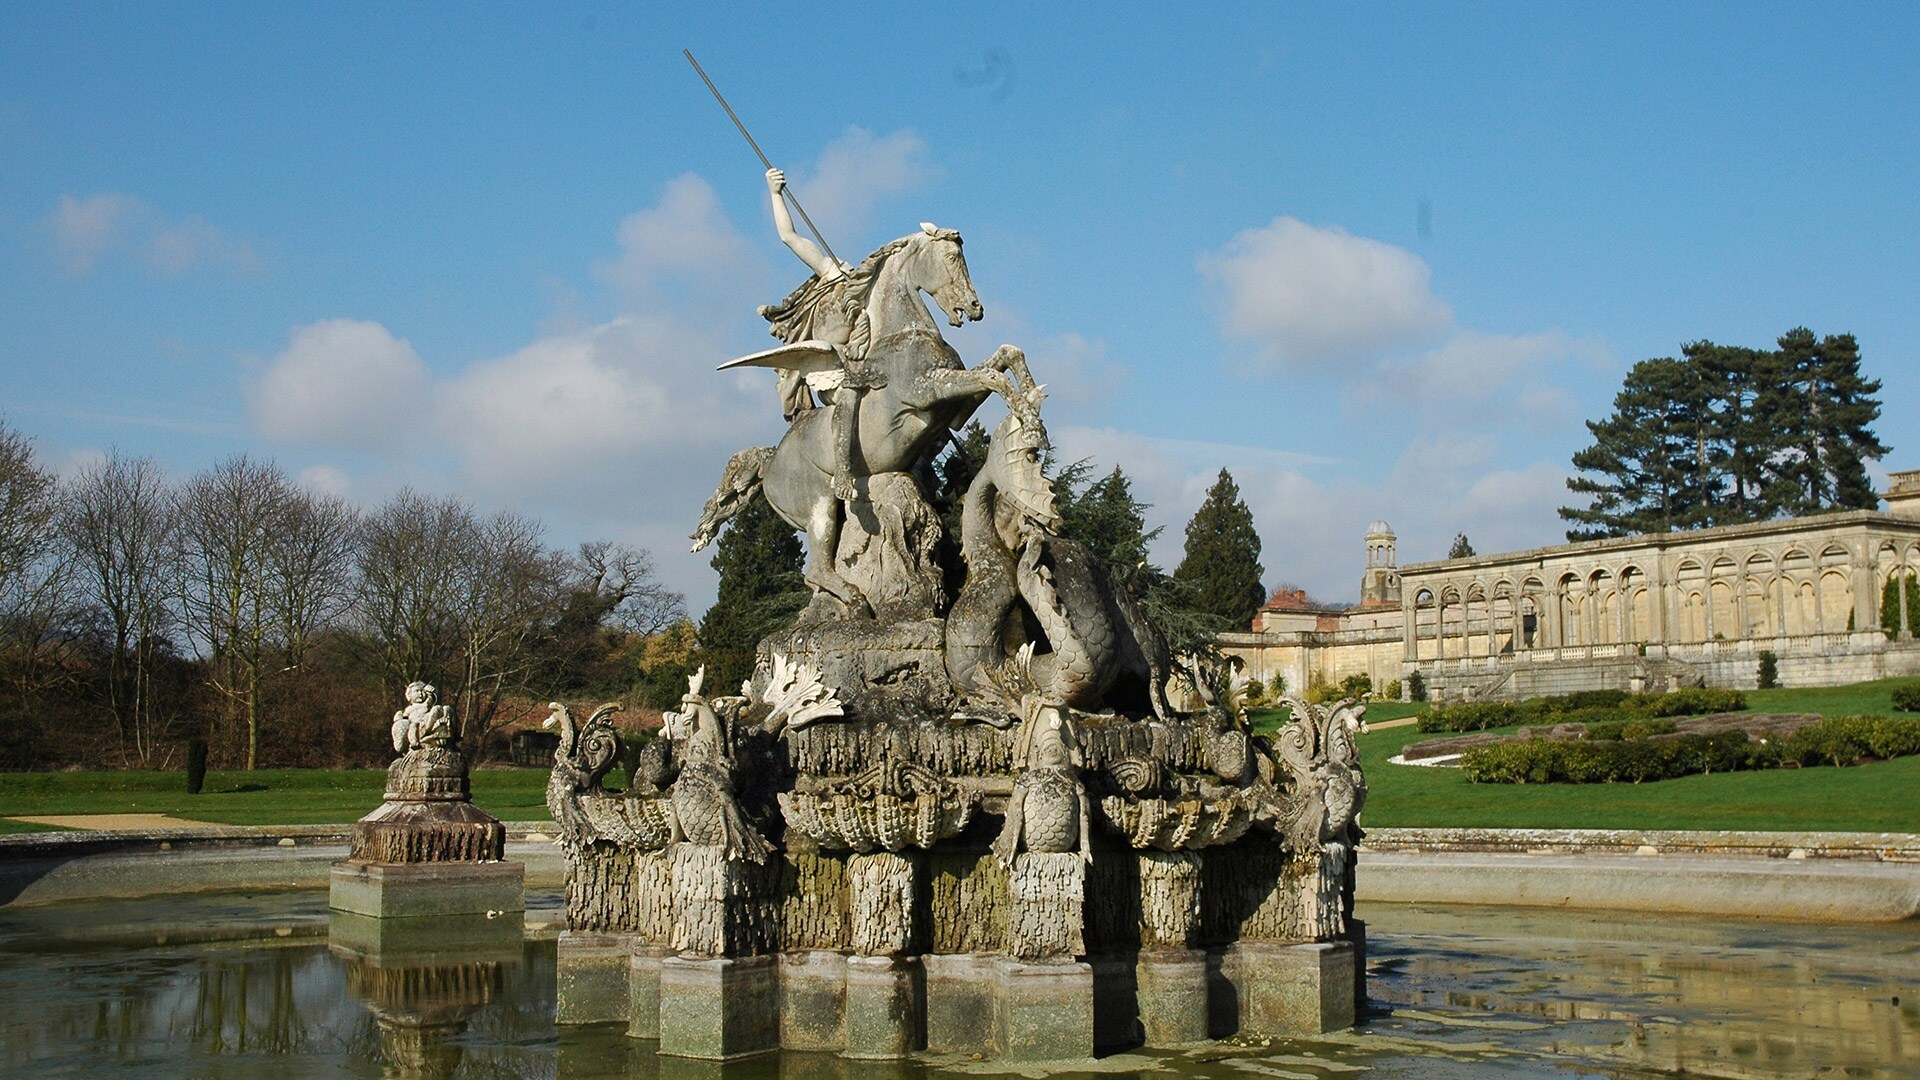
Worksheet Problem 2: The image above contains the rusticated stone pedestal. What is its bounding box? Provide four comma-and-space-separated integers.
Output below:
657, 954, 780, 1061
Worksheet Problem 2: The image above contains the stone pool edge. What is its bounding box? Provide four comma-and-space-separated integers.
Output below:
3, 824, 1917, 921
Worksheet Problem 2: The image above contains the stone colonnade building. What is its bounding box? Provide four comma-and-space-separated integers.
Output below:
1221, 471, 1920, 701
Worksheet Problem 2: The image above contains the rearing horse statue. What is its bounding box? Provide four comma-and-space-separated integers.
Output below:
692, 223, 1031, 614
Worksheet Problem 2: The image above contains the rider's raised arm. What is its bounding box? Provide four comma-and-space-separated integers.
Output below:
767, 167, 842, 281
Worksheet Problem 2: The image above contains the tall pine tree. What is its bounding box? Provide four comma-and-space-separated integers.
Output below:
1560, 329, 1886, 540
1770, 327, 1886, 514
697, 492, 808, 693
1173, 469, 1266, 629
1561, 356, 1714, 539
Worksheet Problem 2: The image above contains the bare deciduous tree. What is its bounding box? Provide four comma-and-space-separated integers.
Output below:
576, 540, 685, 638
62, 449, 179, 765
0, 424, 80, 742
266, 489, 359, 673
452, 511, 567, 755
352, 489, 472, 691
175, 456, 292, 770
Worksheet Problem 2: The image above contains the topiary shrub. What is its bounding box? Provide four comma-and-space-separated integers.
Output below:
1890, 681, 1920, 713
1757, 650, 1779, 690
1407, 670, 1427, 702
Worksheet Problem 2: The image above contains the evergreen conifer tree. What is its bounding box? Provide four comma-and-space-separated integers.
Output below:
1561, 356, 1713, 539
1770, 328, 1887, 514
1447, 533, 1475, 559
697, 492, 807, 692
1173, 469, 1266, 629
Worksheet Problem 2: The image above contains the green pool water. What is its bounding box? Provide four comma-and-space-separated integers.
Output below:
0, 889, 1912, 1078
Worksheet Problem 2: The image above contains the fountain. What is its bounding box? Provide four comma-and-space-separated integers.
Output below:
542, 206, 1369, 1063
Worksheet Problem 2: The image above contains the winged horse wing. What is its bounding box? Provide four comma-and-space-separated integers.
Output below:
717, 340, 841, 376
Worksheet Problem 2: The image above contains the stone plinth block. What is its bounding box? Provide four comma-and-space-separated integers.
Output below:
1227, 940, 1357, 1036
327, 908, 522, 964
995, 958, 1095, 1062
328, 859, 523, 920
1136, 949, 1210, 1046
627, 943, 675, 1039
556, 931, 632, 1025
780, 950, 848, 1052
658, 954, 780, 1061
923, 953, 996, 1056
844, 955, 924, 1060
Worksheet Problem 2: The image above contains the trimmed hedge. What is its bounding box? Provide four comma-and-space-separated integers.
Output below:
1460, 714, 1920, 784
1416, 687, 1747, 733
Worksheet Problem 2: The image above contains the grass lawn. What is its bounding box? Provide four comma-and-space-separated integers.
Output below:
0, 768, 553, 828
1250, 678, 1920, 833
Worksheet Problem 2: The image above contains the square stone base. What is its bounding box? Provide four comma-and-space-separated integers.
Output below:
924, 953, 997, 1055
658, 954, 780, 1061
1136, 949, 1211, 1046
780, 950, 848, 1052
328, 859, 523, 919
627, 944, 674, 1039
1226, 941, 1357, 1036
844, 955, 924, 1059
995, 958, 1095, 1062
557, 932, 633, 1025
328, 908, 523, 963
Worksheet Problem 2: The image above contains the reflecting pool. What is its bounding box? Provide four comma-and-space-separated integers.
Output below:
0, 890, 1913, 1078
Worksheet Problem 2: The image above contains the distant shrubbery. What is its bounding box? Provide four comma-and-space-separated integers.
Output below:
1460, 714, 1920, 784
1416, 688, 1748, 734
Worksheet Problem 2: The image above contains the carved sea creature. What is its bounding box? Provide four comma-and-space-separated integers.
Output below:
665, 669, 774, 864
945, 381, 1173, 718
992, 705, 1092, 867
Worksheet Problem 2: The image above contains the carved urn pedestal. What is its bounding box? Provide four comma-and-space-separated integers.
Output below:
329, 746, 524, 947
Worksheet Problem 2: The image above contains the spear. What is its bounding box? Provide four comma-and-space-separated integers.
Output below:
684, 49, 842, 268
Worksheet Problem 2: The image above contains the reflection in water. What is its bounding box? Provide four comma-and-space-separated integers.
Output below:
0, 891, 1913, 1077
1362, 903, 1920, 1079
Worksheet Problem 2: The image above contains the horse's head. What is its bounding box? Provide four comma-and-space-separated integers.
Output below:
907, 222, 983, 328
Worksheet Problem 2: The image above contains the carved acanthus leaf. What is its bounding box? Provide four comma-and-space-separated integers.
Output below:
760, 652, 845, 732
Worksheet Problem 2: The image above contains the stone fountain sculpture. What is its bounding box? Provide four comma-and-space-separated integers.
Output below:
548, 184, 1367, 1062
330, 682, 524, 932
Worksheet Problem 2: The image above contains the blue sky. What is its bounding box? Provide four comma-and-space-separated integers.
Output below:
4, 4, 1917, 611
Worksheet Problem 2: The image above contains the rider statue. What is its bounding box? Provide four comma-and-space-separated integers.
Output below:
759, 167, 878, 502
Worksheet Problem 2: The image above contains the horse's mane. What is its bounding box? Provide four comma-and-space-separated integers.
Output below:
758, 231, 944, 338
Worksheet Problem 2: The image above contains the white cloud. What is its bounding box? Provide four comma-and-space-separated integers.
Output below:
795, 127, 937, 245
248, 319, 431, 449
1364, 329, 1607, 424
596, 174, 760, 311
49, 193, 255, 277
1198, 216, 1450, 371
